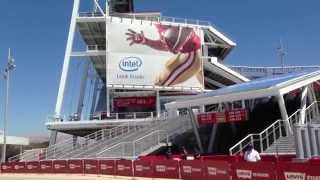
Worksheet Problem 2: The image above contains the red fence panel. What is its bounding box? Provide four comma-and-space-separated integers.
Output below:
308, 160, 320, 179
53, 160, 68, 173
233, 161, 277, 180
68, 160, 84, 174
1, 162, 13, 173
277, 162, 308, 180
99, 160, 115, 175
12, 162, 26, 173
40, 161, 53, 173
203, 160, 231, 180
133, 160, 153, 178
153, 160, 180, 179
116, 160, 133, 177
84, 159, 99, 174
25, 161, 40, 173
180, 160, 204, 180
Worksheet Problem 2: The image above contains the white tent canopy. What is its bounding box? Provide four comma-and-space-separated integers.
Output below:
166, 70, 320, 110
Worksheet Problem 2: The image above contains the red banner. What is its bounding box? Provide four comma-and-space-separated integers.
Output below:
113, 96, 156, 108
233, 161, 277, 180
99, 160, 115, 175
12, 162, 26, 173
203, 160, 231, 180
84, 160, 99, 174
53, 160, 68, 173
197, 109, 248, 125
1, 162, 13, 173
40, 161, 53, 173
180, 160, 204, 180
153, 160, 180, 179
26, 161, 40, 173
68, 160, 84, 174
116, 160, 133, 177
134, 160, 154, 178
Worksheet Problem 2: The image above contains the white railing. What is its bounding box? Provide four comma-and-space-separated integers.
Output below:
95, 114, 192, 159
8, 122, 136, 162
78, 10, 212, 27
229, 101, 319, 155
47, 111, 159, 122
96, 130, 168, 159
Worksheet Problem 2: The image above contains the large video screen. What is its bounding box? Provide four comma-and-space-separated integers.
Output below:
106, 18, 204, 89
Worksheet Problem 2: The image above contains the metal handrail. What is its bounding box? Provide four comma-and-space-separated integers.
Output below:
95, 114, 191, 159
96, 130, 168, 159
229, 101, 319, 155
47, 111, 160, 122
8, 122, 133, 162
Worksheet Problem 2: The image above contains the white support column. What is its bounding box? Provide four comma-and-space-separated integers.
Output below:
277, 94, 291, 134
207, 124, 218, 153
90, 78, 100, 116
54, 0, 80, 118
241, 100, 246, 109
156, 90, 161, 117
200, 105, 205, 113
76, 61, 90, 119
106, 87, 110, 116
300, 86, 308, 124
187, 108, 204, 153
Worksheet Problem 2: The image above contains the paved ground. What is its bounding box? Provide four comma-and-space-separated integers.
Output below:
0, 174, 134, 180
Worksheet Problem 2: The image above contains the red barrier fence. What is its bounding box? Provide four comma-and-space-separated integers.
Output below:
52, 160, 68, 173
84, 159, 98, 174
203, 160, 231, 180
1, 155, 320, 179
116, 160, 133, 177
180, 160, 203, 180
99, 160, 115, 175
153, 159, 180, 179
40, 161, 53, 173
233, 161, 277, 180
133, 160, 153, 178
68, 160, 83, 174
12, 162, 26, 173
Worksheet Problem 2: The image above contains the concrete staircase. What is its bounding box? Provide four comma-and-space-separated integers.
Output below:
263, 135, 296, 154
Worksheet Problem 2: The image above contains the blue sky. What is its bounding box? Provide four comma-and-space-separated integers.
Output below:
0, 0, 319, 136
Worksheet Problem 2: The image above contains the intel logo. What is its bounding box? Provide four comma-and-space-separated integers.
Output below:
119, 57, 142, 72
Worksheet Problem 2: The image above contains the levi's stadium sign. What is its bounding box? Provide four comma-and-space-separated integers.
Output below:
197, 109, 248, 125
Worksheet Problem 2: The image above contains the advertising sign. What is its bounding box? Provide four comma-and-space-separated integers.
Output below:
113, 96, 156, 108
107, 18, 204, 90
197, 109, 248, 125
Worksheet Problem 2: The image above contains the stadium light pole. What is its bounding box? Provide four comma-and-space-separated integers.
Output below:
1, 48, 16, 162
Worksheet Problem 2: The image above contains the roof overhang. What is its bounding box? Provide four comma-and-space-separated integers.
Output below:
166, 70, 320, 110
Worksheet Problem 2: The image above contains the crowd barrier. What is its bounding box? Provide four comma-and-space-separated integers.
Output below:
1, 155, 320, 179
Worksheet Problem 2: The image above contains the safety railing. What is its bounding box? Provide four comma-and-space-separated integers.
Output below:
9, 123, 136, 162
47, 111, 159, 122
78, 10, 212, 27
95, 114, 192, 159
48, 122, 142, 160
67, 119, 164, 159
229, 101, 319, 155
96, 130, 168, 159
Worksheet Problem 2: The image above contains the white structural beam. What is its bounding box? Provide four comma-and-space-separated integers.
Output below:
54, 0, 80, 117
204, 77, 225, 88
277, 94, 291, 134
166, 88, 277, 110
278, 72, 320, 95
70, 51, 106, 57
76, 17, 106, 23
76, 61, 90, 117
300, 86, 308, 124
